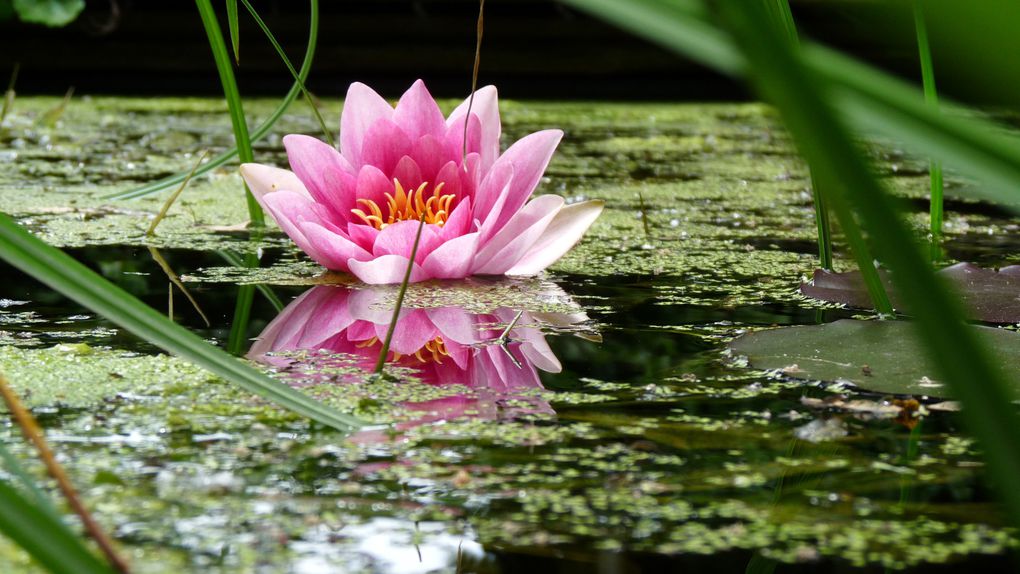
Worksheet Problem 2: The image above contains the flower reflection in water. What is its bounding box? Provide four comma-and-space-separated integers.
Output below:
248, 284, 596, 429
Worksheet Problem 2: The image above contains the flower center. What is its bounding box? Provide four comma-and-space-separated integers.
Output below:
351, 180, 455, 230
356, 336, 450, 365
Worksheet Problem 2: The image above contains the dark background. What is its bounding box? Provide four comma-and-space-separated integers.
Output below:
1, 0, 923, 100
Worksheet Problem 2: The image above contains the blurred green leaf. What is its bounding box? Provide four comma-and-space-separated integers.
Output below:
0, 476, 113, 573
12, 0, 84, 27
0, 213, 365, 431
227, 0, 240, 64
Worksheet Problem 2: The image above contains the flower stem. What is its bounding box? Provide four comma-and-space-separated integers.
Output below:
375, 216, 427, 374
462, 0, 486, 163
194, 0, 264, 227
914, 0, 942, 262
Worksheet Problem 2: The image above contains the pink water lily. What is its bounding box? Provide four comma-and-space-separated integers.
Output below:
239, 79, 603, 284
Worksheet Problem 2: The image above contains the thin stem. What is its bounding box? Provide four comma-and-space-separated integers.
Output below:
107, 0, 321, 201
769, 1, 833, 272
0, 373, 130, 573
226, 251, 259, 355
375, 216, 427, 374
1, 63, 19, 124
148, 247, 210, 327
914, 0, 942, 262
463, 0, 486, 163
195, 0, 264, 227
239, 0, 333, 146
809, 172, 834, 270
146, 150, 208, 236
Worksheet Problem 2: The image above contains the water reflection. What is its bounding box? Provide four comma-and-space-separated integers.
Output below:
248, 284, 596, 425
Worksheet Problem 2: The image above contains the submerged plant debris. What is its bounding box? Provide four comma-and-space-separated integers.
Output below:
0, 96, 1017, 572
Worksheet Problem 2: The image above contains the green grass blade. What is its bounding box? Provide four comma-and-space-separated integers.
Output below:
227, 0, 240, 64
104, 0, 318, 201
239, 0, 333, 147
0, 478, 114, 574
195, 0, 263, 227
914, 0, 942, 261
0, 214, 365, 430
0, 440, 61, 523
766, 0, 833, 271
712, 0, 1020, 526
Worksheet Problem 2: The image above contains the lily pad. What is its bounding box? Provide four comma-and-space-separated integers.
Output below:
728, 319, 1020, 398
800, 263, 1020, 323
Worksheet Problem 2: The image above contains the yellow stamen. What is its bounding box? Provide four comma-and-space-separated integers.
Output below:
351, 180, 454, 230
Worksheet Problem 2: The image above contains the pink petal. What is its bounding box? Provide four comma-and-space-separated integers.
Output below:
440, 196, 473, 241
474, 162, 515, 244
506, 200, 604, 276
360, 119, 412, 177
239, 163, 311, 201
433, 160, 462, 204
446, 85, 500, 172
346, 222, 378, 251
353, 164, 396, 216
341, 82, 395, 167
391, 156, 423, 189
298, 221, 373, 271
392, 79, 447, 143
384, 310, 439, 356
445, 114, 482, 167
411, 135, 450, 183
472, 195, 564, 275
422, 232, 479, 279
260, 190, 321, 251
248, 286, 353, 358
283, 134, 355, 221
427, 307, 481, 346
372, 220, 442, 263
348, 254, 429, 285
484, 130, 563, 233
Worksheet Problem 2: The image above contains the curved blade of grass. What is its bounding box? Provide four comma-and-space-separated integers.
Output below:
0, 478, 114, 574
239, 0, 332, 146
0, 214, 365, 430
767, 1, 832, 270
106, 0, 320, 200
713, 0, 1020, 526
195, 0, 263, 227
914, 0, 942, 261
0, 440, 60, 521
227, 0, 240, 64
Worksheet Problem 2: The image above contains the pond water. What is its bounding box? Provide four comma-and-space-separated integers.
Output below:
0, 95, 1017, 572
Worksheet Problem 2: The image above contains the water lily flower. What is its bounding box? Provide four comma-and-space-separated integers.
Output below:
239, 80, 603, 284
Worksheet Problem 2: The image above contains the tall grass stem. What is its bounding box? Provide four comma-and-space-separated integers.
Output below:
914, 0, 943, 261
195, 0, 264, 226
375, 216, 427, 374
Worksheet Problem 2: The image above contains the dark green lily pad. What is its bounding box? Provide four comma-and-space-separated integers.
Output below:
728, 319, 1020, 398
800, 263, 1020, 323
